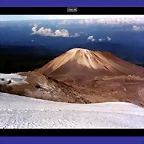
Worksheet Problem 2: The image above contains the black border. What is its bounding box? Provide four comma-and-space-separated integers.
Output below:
0, 7, 144, 136
0, 129, 144, 136
0, 7, 144, 15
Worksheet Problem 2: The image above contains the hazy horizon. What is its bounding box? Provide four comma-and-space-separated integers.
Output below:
1, 15, 144, 21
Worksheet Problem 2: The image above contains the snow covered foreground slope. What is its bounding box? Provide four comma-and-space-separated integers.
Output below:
0, 92, 144, 128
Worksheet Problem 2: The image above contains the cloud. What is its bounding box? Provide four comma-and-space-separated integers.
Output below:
87, 36, 95, 42
74, 33, 80, 37
31, 25, 38, 33
87, 36, 93, 40
98, 38, 103, 42
132, 25, 144, 31
99, 37, 111, 42
31, 26, 79, 37
107, 36, 111, 41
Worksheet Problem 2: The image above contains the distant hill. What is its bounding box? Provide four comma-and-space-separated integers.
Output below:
37, 48, 144, 85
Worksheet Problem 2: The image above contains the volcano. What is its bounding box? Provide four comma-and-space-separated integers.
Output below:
37, 48, 144, 84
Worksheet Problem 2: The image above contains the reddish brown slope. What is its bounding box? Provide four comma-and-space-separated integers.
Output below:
0, 71, 90, 103
0, 71, 144, 107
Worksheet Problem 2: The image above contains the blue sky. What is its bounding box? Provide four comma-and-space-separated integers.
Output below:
0, 15, 143, 21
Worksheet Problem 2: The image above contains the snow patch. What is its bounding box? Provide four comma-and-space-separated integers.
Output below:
0, 73, 28, 86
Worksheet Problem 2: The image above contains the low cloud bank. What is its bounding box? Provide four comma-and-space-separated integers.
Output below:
31, 26, 80, 37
